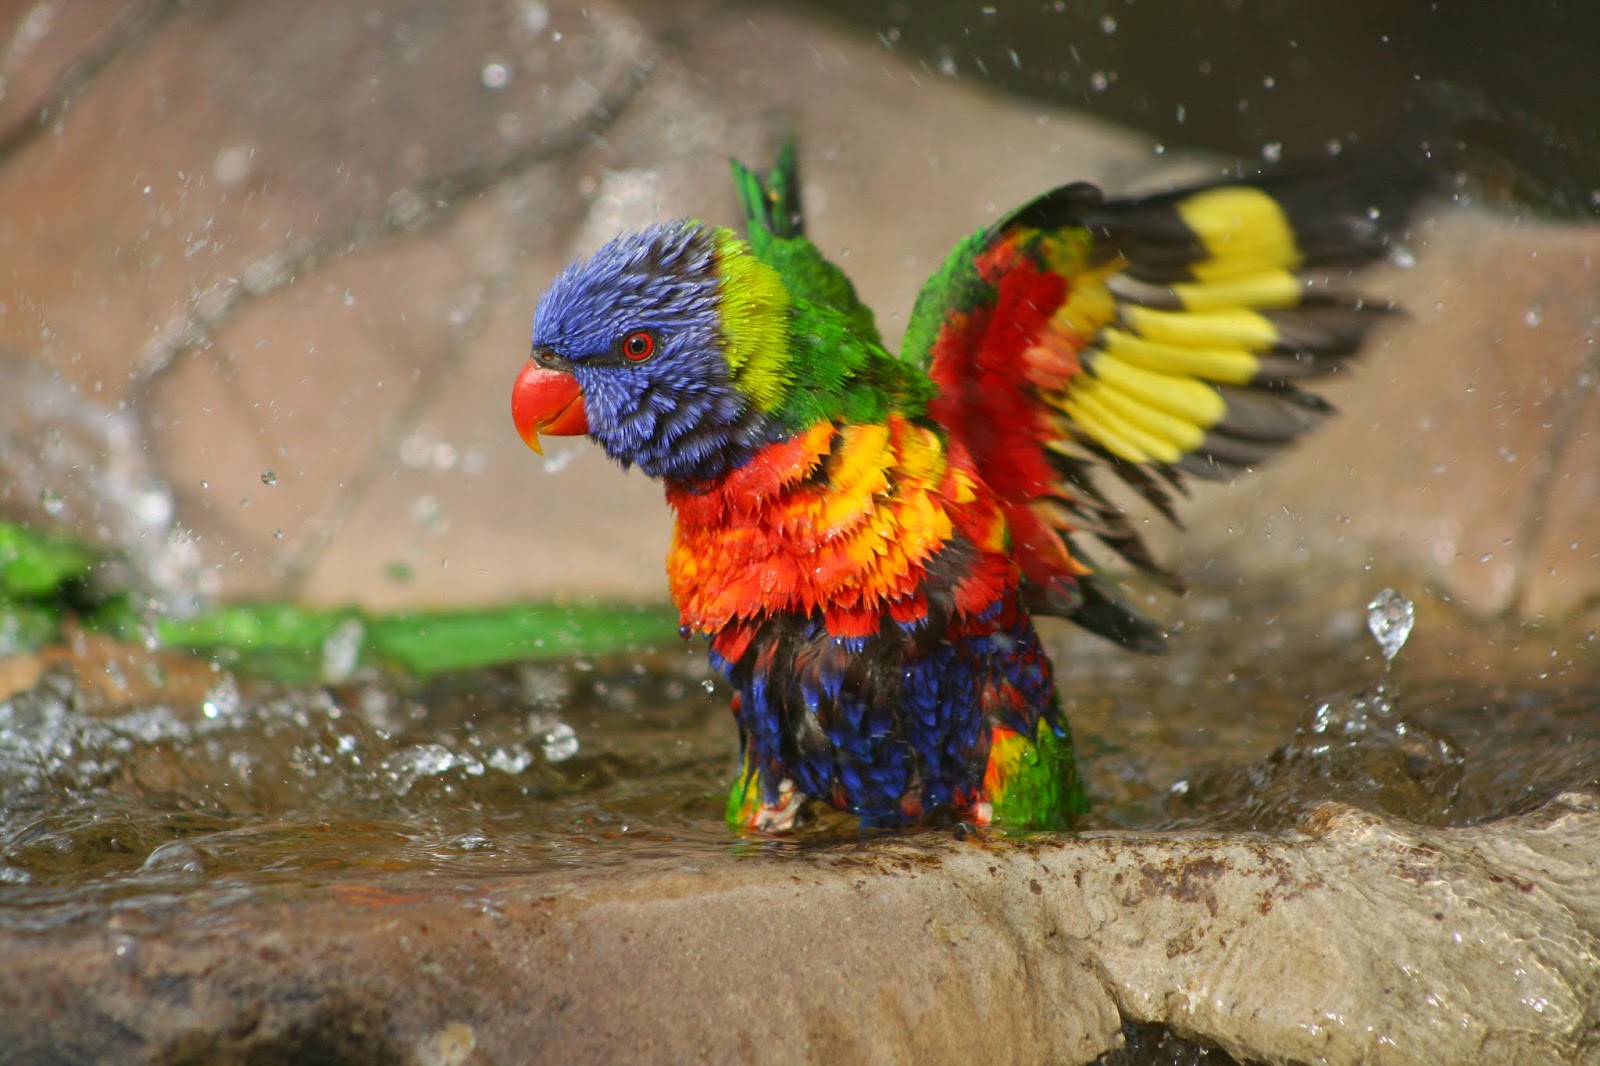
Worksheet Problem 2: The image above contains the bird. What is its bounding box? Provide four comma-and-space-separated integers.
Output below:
511, 139, 1421, 833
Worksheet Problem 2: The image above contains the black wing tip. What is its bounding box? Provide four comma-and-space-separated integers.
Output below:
999, 180, 1107, 234
1087, 146, 1439, 275
1057, 574, 1170, 656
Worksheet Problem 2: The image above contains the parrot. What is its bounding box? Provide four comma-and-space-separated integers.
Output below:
511, 139, 1420, 834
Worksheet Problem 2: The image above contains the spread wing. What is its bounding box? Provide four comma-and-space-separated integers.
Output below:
901, 165, 1428, 652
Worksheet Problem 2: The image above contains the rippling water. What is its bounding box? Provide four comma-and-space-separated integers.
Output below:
1, 580, 1595, 936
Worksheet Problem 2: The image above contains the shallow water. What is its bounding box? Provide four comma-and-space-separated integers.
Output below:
1, 580, 1595, 935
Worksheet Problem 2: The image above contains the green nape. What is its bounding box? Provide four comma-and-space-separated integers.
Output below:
772, 299, 941, 432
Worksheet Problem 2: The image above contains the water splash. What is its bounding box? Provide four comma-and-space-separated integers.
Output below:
320, 618, 365, 682
1164, 587, 1464, 830
1366, 588, 1415, 664
0, 354, 208, 616
201, 672, 241, 720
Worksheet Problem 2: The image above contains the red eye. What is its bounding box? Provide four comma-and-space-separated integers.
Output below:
620, 330, 656, 361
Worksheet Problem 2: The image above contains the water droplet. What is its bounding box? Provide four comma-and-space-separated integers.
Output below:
260, 469, 277, 486
480, 61, 510, 90
1366, 588, 1414, 662
1524, 301, 1544, 328
38, 487, 65, 516
1099, 14, 1117, 33
141, 840, 206, 876
487, 745, 533, 775
517, 0, 550, 33
212, 144, 255, 186
110, 932, 138, 963
321, 617, 365, 682
1089, 70, 1110, 92
410, 492, 447, 532
1261, 141, 1283, 163
202, 673, 241, 719
541, 721, 579, 763
937, 54, 957, 77
382, 743, 459, 795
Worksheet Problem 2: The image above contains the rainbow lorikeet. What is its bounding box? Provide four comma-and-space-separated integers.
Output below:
512, 141, 1418, 833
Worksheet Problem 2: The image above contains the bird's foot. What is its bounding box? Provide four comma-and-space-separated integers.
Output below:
747, 777, 805, 834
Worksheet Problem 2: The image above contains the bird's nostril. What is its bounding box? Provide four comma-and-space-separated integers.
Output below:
531, 344, 568, 371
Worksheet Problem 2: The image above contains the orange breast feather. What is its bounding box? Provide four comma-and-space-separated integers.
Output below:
667, 415, 1014, 641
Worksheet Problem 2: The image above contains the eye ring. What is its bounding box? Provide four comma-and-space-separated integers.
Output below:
619, 329, 656, 362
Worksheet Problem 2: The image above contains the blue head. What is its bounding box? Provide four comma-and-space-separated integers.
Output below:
524, 221, 793, 483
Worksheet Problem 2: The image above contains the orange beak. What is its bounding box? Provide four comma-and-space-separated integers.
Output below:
511, 359, 588, 454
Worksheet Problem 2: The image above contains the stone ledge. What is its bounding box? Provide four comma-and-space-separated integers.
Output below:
4, 795, 1595, 1064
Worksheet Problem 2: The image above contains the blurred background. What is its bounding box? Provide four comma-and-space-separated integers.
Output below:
0, 0, 1595, 621
806, 0, 1600, 212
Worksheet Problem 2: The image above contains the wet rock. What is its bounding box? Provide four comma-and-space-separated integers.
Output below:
0, 1, 159, 145
0, 0, 659, 608
1, 794, 1596, 1064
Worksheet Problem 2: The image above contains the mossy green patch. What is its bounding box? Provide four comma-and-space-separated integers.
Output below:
155, 601, 681, 682
0, 521, 681, 680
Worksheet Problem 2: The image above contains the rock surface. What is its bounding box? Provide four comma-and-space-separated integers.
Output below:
2, 4, 1600, 1066
3, 795, 1598, 1064
0, 1, 1593, 619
